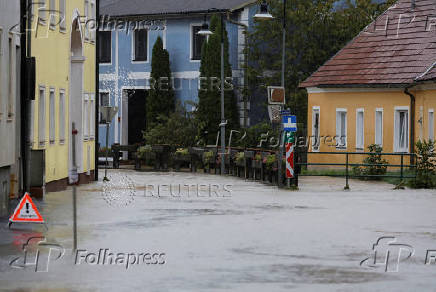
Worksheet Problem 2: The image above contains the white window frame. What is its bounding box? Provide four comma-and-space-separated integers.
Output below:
90, 94, 95, 139
84, 0, 90, 40
84, 94, 89, 140
59, 89, 65, 144
59, 0, 66, 31
375, 108, 383, 147
312, 106, 320, 152
394, 106, 410, 153
190, 23, 204, 62
38, 0, 47, 24
131, 29, 149, 63
49, 88, 56, 143
336, 108, 347, 150
49, 0, 56, 29
429, 109, 434, 141
38, 86, 46, 146
356, 108, 364, 150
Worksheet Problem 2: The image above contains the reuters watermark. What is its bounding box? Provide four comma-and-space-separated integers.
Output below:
144, 183, 232, 198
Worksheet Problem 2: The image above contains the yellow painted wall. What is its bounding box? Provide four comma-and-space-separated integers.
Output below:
306, 88, 436, 168
31, 0, 95, 183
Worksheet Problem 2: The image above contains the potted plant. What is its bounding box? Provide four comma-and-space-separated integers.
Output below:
172, 148, 190, 171
137, 145, 155, 166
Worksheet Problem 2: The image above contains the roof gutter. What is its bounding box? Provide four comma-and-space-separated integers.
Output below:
404, 85, 416, 164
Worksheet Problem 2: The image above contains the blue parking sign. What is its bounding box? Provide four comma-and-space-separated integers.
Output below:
283, 115, 297, 132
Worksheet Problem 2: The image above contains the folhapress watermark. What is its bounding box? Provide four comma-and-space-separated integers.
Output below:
75, 249, 166, 270
360, 236, 436, 272
9, 237, 65, 272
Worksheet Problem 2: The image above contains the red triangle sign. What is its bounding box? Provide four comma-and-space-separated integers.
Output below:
9, 193, 44, 223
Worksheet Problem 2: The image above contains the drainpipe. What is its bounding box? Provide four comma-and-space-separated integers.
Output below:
95, 0, 100, 181
20, 0, 27, 195
404, 86, 416, 165
226, 12, 249, 128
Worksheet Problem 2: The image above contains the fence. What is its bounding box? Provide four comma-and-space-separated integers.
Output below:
295, 151, 417, 190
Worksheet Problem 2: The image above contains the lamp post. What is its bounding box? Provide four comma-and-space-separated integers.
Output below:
198, 11, 227, 176
254, 0, 287, 187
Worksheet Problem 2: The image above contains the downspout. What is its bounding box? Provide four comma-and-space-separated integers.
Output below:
95, 0, 100, 181
226, 12, 249, 128
20, 0, 27, 195
404, 86, 416, 165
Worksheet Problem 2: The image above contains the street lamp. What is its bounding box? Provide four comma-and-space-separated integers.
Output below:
198, 10, 227, 176
254, 0, 287, 187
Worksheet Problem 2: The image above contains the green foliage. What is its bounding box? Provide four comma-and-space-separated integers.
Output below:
197, 14, 239, 143
147, 36, 175, 129
412, 140, 436, 189
265, 154, 277, 170
235, 152, 245, 164
143, 102, 198, 147
236, 121, 279, 149
353, 144, 389, 179
254, 153, 262, 161
175, 148, 189, 156
203, 151, 215, 167
137, 145, 152, 159
247, 0, 396, 129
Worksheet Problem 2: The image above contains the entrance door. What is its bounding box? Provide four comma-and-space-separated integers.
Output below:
127, 90, 147, 145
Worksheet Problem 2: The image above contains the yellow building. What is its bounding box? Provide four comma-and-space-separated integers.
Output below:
29, 0, 96, 193
300, 0, 436, 168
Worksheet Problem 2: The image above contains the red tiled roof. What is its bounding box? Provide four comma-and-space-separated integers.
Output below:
300, 0, 436, 88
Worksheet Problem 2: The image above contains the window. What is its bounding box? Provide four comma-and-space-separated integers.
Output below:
84, 0, 89, 40
98, 31, 111, 63
90, 0, 96, 41
191, 25, 206, 61
90, 95, 95, 138
49, 88, 55, 143
39, 0, 47, 22
356, 109, 364, 150
312, 107, 320, 151
59, 0, 66, 30
133, 29, 148, 62
99, 92, 109, 123
38, 87, 46, 145
84, 95, 89, 139
375, 109, 383, 146
336, 109, 347, 149
49, 0, 56, 28
429, 109, 434, 141
394, 108, 409, 152
59, 90, 65, 143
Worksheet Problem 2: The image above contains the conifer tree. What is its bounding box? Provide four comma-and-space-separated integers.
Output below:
147, 36, 175, 129
197, 14, 239, 144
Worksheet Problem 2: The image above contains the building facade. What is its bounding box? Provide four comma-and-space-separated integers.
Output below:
29, 0, 96, 194
0, 0, 21, 216
301, 0, 436, 167
98, 0, 259, 149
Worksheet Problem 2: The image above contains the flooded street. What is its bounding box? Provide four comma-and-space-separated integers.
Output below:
1, 170, 436, 291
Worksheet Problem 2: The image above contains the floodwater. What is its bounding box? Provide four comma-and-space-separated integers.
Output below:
1, 169, 436, 291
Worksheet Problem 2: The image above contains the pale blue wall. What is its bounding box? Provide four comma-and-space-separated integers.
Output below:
99, 5, 258, 147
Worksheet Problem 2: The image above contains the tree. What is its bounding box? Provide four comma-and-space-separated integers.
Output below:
197, 14, 239, 144
147, 36, 175, 129
247, 0, 396, 129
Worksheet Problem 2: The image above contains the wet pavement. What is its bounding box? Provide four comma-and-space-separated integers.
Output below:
1, 169, 436, 291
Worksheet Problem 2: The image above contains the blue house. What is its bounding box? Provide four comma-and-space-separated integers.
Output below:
98, 0, 260, 149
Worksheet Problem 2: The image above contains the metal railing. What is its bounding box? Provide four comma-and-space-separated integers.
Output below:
295, 151, 417, 190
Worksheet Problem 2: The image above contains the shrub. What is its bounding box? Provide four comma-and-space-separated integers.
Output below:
203, 151, 215, 167
412, 140, 436, 189
265, 154, 277, 171
175, 148, 189, 156
137, 145, 153, 159
353, 144, 388, 180
235, 152, 245, 164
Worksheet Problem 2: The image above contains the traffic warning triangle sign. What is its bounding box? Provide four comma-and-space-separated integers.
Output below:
9, 193, 44, 223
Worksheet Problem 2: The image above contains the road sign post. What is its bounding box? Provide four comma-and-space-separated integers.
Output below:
100, 106, 119, 181
283, 116, 297, 187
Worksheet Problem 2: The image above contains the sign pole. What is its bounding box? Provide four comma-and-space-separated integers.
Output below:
104, 122, 110, 181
